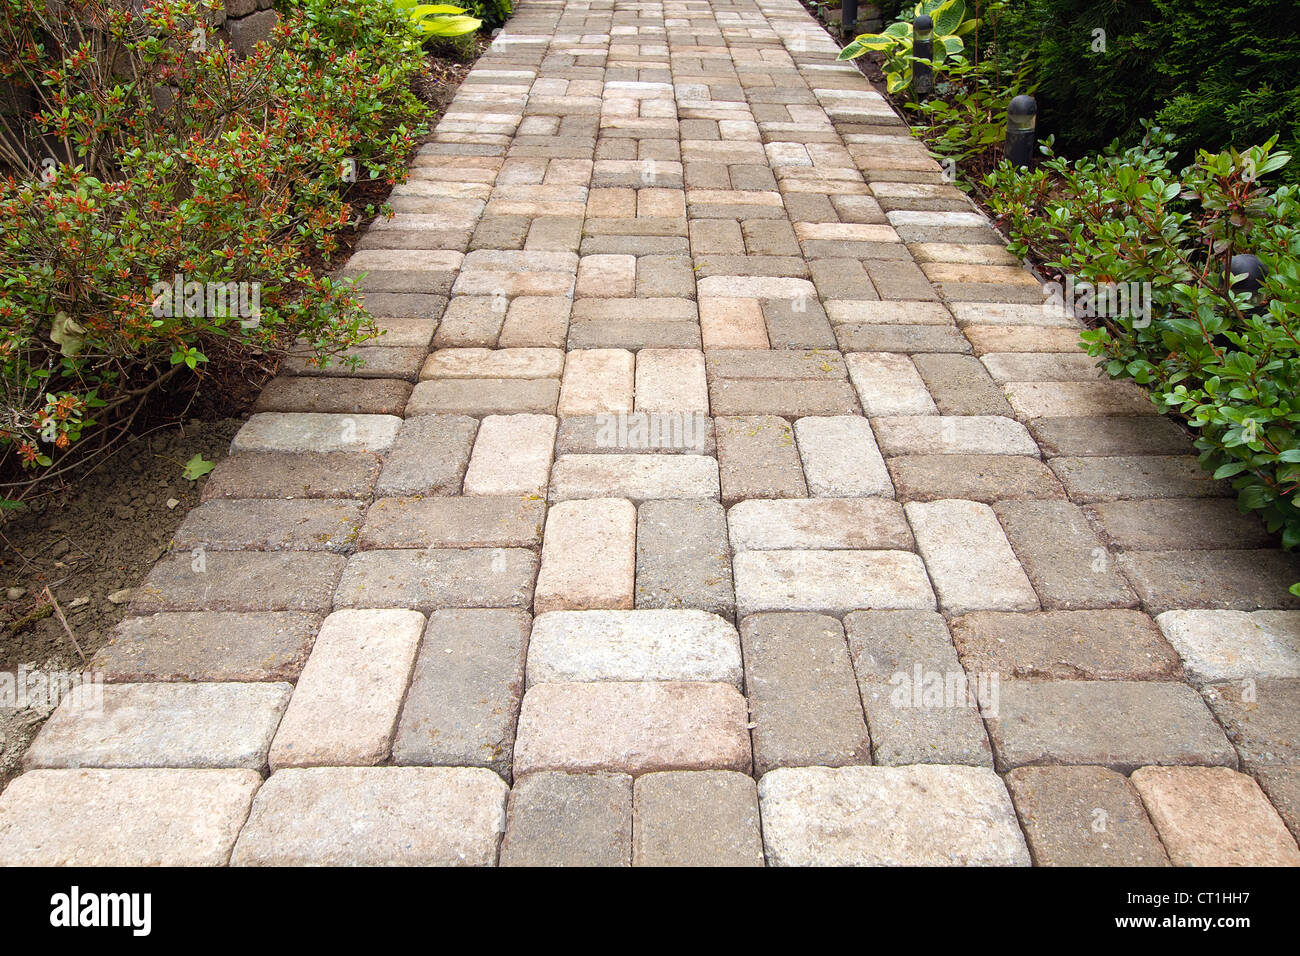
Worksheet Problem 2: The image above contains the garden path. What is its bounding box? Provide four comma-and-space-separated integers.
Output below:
2, 0, 1299, 866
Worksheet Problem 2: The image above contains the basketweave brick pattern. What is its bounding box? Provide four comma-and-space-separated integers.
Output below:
3, 0, 1299, 867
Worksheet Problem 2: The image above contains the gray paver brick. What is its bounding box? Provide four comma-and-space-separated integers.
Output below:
500, 771, 632, 867
844, 610, 993, 767
392, 609, 531, 779
740, 613, 872, 776
636, 499, 735, 619
986, 680, 1237, 773
714, 415, 807, 504
633, 771, 764, 867
1004, 766, 1170, 866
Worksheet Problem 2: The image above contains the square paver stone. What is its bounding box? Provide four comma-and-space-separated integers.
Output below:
499, 771, 633, 867
633, 770, 764, 867
1201, 677, 1300, 771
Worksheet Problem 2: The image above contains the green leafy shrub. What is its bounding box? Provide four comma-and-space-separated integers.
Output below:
461, 0, 512, 30
838, 0, 980, 94
984, 128, 1300, 584
996, 0, 1300, 183
0, 0, 431, 499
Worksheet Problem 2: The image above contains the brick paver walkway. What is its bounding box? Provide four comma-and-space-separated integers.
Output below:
3, 0, 1300, 866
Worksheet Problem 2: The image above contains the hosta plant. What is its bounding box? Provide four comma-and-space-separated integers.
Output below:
394, 0, 481, 37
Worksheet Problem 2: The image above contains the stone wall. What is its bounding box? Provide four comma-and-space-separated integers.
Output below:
218, 0, 278, 57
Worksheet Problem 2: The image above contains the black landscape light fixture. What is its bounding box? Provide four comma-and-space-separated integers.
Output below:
913, 14, 934, 97
842, 0, 858, 40
1004, 94, 1037, 168
1228, 253, 1268, 296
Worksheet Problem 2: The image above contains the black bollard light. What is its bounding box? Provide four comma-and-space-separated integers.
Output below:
841, 0, 857, 40
1228, 253, 1267, 296
1004, 94, 1037, 168
912, 15, 934, 98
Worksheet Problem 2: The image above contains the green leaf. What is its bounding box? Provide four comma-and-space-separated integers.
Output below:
182, 454, 216, 481
1213, 461, 1249, 479
930, 0, 965, 36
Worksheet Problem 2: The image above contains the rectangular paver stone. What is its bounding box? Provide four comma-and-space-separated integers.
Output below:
202, 452, 381, 500
133, 552, 344, 614
992, 500, 1137, 609
94, 611, 319, 682
951, 610, 1182, 681
1154, 609, 1300, 683
1131, 766, 1300, 866
171, 499, 365, 553
727, 498, 913, 551
392, 609, 530, 779
526, 609, 742, 688
986, 680, 1237, 773
358, 496, 545, 550
844, 352, 936, 415
534, 498, 637, 613
793, 415, 893, 497
741, 613, 872, 776
758, 765, 1031, 866
636, 499, 735, 619
715, 415, 807, 504
906, 500, 1038, 614
376, 414, 478, 497
513, 681, 752, 776
231, 766, 508, 866
334, 548, 537, 612
231, 413, 402, 454
269, 609, 424, 769
844, 610, 993, 767
23, 682, 291, 771
463, 414, 557, 495
0, 768, 261, 866
873, 416, 1039, 456
549, 454, 719, 502
733, 550, 936, 618
1004, 766, 1170, 866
